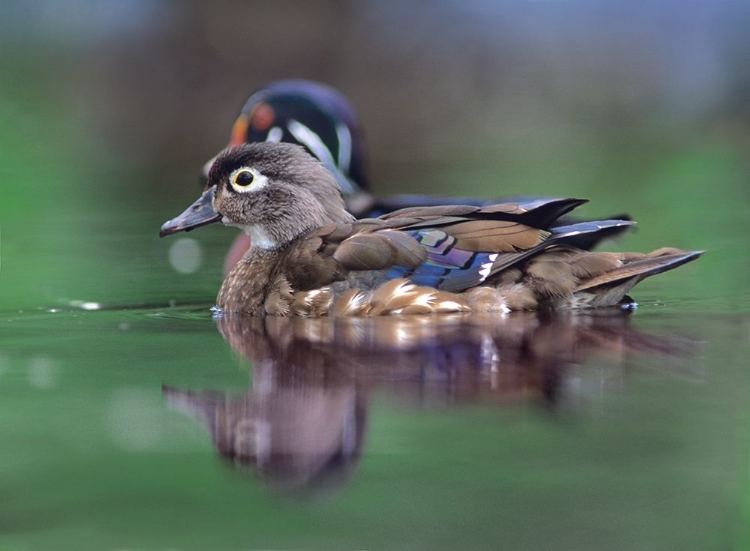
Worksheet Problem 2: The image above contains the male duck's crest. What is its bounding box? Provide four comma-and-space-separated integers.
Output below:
162, 142, 702, 317
203, 80, 368, 198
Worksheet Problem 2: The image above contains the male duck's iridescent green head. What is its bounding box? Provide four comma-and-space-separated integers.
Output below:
202, 80, 368, 197
161, 142, 354, 246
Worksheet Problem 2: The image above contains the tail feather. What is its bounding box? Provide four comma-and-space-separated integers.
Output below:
575, 250, 704, 292
551, 219, 636, 240
513, 197, 588, 228
550, 219, 636, 251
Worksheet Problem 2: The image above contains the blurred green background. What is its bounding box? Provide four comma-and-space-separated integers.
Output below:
1, 2, 749, 550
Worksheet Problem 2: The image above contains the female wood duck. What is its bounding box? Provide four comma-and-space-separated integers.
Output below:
161, 142, 702, 317
208, 80, 631, 273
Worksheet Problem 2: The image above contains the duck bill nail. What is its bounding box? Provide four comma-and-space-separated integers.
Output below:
159, 187, 221, 238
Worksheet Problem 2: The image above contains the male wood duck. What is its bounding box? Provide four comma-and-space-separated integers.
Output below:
203, 80, 370, 204
161, 142, 702, 316
207, 80, 631, 274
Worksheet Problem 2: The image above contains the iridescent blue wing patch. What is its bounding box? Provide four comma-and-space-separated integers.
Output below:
384, 229, 498, 292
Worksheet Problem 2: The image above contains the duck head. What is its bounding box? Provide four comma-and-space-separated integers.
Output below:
161, 142, 354, 248
202, 80, 368, 197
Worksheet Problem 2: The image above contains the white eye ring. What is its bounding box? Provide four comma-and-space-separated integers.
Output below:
229, 168, 267, 193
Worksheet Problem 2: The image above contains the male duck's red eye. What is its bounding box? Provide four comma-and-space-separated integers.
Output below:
233, 170, 255, 187
250, 102, 275, 132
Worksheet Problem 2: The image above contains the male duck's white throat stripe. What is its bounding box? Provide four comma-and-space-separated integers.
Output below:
266, 126, 283, 143
287, 118, 356, 195
335, 122, 352, 174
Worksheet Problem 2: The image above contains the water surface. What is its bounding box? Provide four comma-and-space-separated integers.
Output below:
1, 282, 748, 550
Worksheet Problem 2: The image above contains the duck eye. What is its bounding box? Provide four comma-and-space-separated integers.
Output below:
233, 170, 254, 187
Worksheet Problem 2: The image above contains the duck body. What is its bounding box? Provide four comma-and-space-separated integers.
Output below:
217, 198, 696, 316
162, 143, 702, 317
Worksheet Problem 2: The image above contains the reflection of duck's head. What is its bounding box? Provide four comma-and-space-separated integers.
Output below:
162, 314, 369, 497
202, 80, 368, 198
162, 374, 367, 497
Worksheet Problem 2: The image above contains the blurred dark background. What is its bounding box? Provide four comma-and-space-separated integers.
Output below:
0, 0, 748, 308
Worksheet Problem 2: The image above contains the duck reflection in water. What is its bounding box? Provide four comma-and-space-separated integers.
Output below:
163, 310, 694, 496
163, 329, 367, 496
